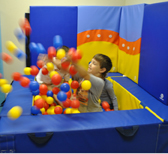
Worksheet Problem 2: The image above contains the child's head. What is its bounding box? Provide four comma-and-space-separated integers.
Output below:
88, 54, 112, 79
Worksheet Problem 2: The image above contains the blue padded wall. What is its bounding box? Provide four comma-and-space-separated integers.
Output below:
139, 2, 168, 105
30, 6, 77, 66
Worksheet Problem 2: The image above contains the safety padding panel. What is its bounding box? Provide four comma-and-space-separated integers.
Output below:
112, 77, 168, 122
139, 2, 168, 105
77, 6, 121, 72
0, 110, 162, 152
30, 6, 77, 66
107, 77, 142, 110
118, 4, 145, 83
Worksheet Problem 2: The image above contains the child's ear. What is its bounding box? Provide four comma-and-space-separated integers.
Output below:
100, 68, 106, 73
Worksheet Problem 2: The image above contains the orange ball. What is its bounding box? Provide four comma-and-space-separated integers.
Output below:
39, 84, 48, 95
1, 52, 13, 64
42, 67, 48, 75
66, 91, 71, 98
71, 81, 79, 89
34, 98, 45, 109
30, 65, 39, 76
51, 74, 62, 85
63, 98, 71, 108
71, 100, 80, 108
102, 101, 110, 110
20, 77, 30, 87
69, 65, 77, 76
52, 87, 60, 94
48, 46, 56, 59
12, 72, 21, 81
54, 106, 63, 114
37, 60, 44, 68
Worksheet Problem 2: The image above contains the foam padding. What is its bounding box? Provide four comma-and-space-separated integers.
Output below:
0, 75, 34, 116
139, 2, 168, 105
112, 77, 168, 122
30, 6, 77, 66
118, 4, 145, 83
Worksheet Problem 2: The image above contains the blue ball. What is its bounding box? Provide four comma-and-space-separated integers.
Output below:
14, 49, 26, 60
53, 35, 63, 49
37, 43, 46, 54
57, 91, 67, 102
32, 89, 40, 96
29, 81, 39, 91
31, 106, 40, 115
29, 42, 38, 53
60, 83, 70, 93
47, 90, 53, 97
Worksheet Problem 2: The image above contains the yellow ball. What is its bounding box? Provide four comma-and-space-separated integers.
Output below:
50, 108, 55, 115
40, 107, 46, 114
49, 71, 58, 78
81, 80, 92, 90
47, 108, 52, 115
46, 62, 54, 71
1, 84, 12, 93
0, 79, 8, 87
24, 67, 32, 75
7, 106, 22, 120
46, 96, 54, 104
57, 49, 66, 60
41, 95, 47, 101
71, 108, 80, 114
6, 41, 17, 54
64, 108, 72, 114
34, 95, 41, 101
98, 99, 101, 104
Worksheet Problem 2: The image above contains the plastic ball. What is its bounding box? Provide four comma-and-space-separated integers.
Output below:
39, 84, 48, 95
40, 107, 46, 114
42, 67, 49, 75
105, 108, 111, 111
41, 95, 47, 101
43, 101, 49, 110
37, 60, 44, 68
37, 43, 46, 54
24, 67, 32, 75
68, 48, 76, 57
14, 27, 26, 44
49, 71, 58, 78
48, 46, 56, 59
102, 101, 110, 110
71, 80, 79, 89
34, 98, 45, 109
29, 42, 38, 53
81, 80, 91, 90
63, 98, 71, 108
46, 62, 54, 72
98, 99, 101, 104
0, 52, 13, 64
76, 49, 83, 59
66, 91, 71, 99
53, 35, 63, 49
46, 96, 54, 105
20, 77, 30, 87
34, 95, 41, 101
43, 111, 48, 115
60, 83, 70, 92
12, 72, 21, 81
51, 74, 62, 85
52, 87, 60, 94
29, 81, 39, 91
14, 48, 26, 60
64, 108, 72, 114
1, 84, 12, 93
71, 52, 81, 63
7, 106, 22, 120
50, 102, 57, 107
71, 108, 80, 114
5, 41, 17, 54
54, 106, 63, 114
69, 65, 77, 76
31, 106, 40, 115
57, 49, 66, 60
57, 91, 67, 102
61, 60, 70, 70
30, 65, 39, 76
0, 79, 8, 86
47, 90, 53, 97
71, 100, 80, 108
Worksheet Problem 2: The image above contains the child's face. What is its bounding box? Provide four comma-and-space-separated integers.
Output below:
88, 58, 101, 76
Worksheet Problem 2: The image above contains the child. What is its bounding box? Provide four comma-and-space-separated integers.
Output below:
58, 53, 114, 113
93, 54, 118, 111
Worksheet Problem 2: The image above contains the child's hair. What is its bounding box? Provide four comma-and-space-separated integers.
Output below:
93, 54, 112, 79
57, 45, 69, 53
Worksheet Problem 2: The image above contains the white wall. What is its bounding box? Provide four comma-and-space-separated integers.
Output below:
0, 0, 125, 83
125, 0, 168, 5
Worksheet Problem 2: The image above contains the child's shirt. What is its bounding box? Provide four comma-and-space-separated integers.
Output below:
100, 79, 118, 110
73, 73, 104, 113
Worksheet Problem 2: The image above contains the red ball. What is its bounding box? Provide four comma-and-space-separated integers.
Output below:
71, 52, 81, 63
51, 74, 62, 85
71, 99, 80, 108
30, 65, 39, 76
102, 101, 110, 110
63, 98, 71, 108
25, 25, 32, 36
43, 101, 49, 110
12, 72, 21, 81
1, 52, 13, 64
71, 81, 79, 89
69, 65, 77, 76
48, 46, 56, 59
20, 77, 30, 87
34, 98, 45, 109
66, 91, 71, 98
37, 60, 44, 68
68, 48, 76, 57
42, 67, 49, 75
54, 106, 63, 114
105, 108, 111, 111
43, 111, 48, 115
50, 102, 57, 106
61, 61, 70, 70
52, 87, 60, 94
39, 84, 48, 95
